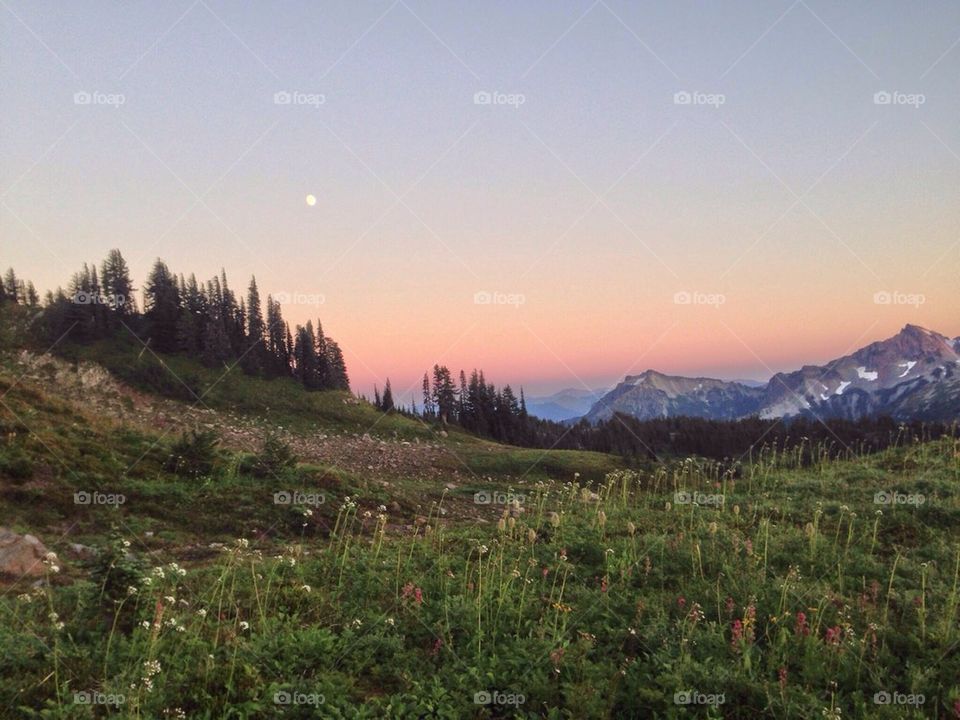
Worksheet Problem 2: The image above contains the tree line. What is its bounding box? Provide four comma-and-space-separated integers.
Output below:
1, 251, 349, 391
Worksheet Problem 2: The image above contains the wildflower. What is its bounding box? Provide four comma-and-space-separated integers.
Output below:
725, 596, 736, 616
731, 619, 744, 650
626, 521, 636, 535
239, 621, 250, 631
733, 505, 740, 516
479, 544, 489, 555
152, 567, 165, 579
778, 666, 787, 691
549, 647, 565, 672
127, 586, 138, 596
351, 618, 362, 629
795, 611, 810, 637
430, 637, 442, 656
141, 620, 151, 629
497, 518, 506, 532
164, 596, 176, 604
17, 594, 32, 604
123, 540, 131, 548
527, 529, 537, 544
175, 624, 185, 633
824, 625, 842, 645
197, 609, 207, 618
385, 617, 395, 627
300, 584, 312, 593
597, 510, 607, 528
548, 512, 561, 527
677, 596, 687, 610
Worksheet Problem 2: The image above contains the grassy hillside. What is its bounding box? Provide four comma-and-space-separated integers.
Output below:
2, 326, 959, 718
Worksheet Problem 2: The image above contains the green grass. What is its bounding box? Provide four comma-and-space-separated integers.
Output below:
3, 339, 960, 718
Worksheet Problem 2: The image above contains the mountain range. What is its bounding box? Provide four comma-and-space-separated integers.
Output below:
582, 325, 960, 423
524, 387, 608, 421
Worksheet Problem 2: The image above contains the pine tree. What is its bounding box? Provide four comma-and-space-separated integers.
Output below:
381, 379, 395, 412
325, 338, 349, 390
143, 259, 181, 352
100, 249, 136, 315
3, 268, 19, 303
243, 276, 266, 374
422, 373, 434, 418
432, 365, 457, 425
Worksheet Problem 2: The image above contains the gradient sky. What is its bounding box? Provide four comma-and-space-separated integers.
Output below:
2, 1, 958, 400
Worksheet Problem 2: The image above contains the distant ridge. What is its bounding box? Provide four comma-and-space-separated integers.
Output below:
584, 325, 960, 423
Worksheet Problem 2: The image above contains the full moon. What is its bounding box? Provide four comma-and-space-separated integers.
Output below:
305, 194, 317, 207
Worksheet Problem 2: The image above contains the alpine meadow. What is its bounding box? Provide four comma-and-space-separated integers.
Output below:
1, 1, 959, 718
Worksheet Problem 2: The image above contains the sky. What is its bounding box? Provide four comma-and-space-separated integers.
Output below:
2, 0, 959, 400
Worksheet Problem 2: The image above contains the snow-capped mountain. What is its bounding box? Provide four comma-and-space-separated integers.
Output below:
583, 325, 960, 423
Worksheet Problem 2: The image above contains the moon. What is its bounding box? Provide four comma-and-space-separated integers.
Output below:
305, 194, 317, 207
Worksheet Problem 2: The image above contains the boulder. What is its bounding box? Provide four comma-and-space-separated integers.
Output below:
0, 527, 53, 577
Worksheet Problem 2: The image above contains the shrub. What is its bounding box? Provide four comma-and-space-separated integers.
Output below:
164, 429, 219, 478
245, 431, 296, 478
